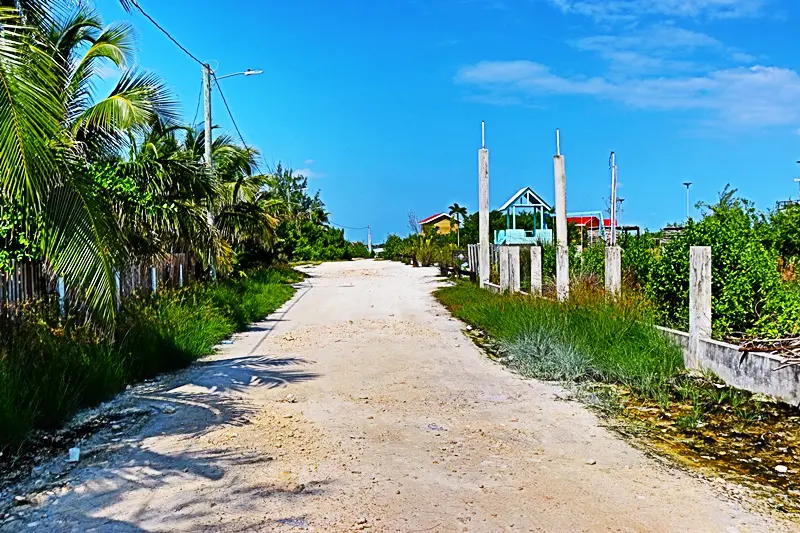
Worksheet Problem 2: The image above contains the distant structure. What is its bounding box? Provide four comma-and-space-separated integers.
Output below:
420, 213, 454, 235
494, 187, 553, 245
567, 214, 641, 244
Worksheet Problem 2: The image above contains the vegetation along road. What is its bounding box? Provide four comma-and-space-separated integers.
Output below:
6, 260, 797, 532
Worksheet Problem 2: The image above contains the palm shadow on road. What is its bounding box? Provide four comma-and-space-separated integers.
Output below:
23, 353, 324, 532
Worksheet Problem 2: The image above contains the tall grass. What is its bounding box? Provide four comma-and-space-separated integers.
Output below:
435, 281, 684, 402
0, 267, 301, 451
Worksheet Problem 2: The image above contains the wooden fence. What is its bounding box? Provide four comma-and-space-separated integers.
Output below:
0, 253, 197, 320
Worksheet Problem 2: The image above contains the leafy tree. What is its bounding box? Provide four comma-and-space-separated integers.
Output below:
0, 3, 176, 323
449, 203, 467, 246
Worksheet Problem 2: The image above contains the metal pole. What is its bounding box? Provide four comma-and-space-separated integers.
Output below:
683, 182, 692, 221
610, 152, 617, 246
368, 225, 372, 255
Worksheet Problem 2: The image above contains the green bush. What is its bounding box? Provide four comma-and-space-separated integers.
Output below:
435, 281, 684, 402
647, 188, 785, 337
0, 267, 300, 450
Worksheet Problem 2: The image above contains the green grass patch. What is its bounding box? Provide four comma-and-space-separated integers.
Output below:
0, 266, 301, 451
436, 281, 684, 403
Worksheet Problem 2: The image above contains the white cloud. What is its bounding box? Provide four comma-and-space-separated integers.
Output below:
549, 0, 769, 21
304, 159, 315, 165
294, 168, 326, 179
572, 25, 755, 75
456, 60, 800, 127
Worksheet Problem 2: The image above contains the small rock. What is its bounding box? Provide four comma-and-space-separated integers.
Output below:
775, 465, 788, 474
356, 518, 368, 525
283, 414, 293, 419
292, 484, 306, 494
111, 424, 122, 431
13, 496, 30, 506
162, 406, 177, 415
585, 459, 597, 465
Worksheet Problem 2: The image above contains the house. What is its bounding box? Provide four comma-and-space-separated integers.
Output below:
420, 213, 454, 235
494, 187, 553, 245
567, 214, 640, 244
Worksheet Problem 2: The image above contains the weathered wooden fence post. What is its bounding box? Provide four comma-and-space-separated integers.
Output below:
530, 246, 542, 296
499, 245, 510, 292
688, 246, 712, 370
554, 130, 569, 302
479, 123, 491, 289
605, 246, 621, 296
114, 270, 121, 310
56, 276, 65, 317
508, 246, 521, 293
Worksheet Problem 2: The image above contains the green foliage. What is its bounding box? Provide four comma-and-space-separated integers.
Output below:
760, 203, 800, 263
0, 267, 300, 450
381, 234, 405, 260
436, 281, 684, 400
647, 188, 784, 337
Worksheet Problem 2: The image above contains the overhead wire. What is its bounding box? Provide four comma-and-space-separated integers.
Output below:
212, 73, 266, 175
126, 0, 205, 66
126, 1, 268, 176
329, 222, 369, 231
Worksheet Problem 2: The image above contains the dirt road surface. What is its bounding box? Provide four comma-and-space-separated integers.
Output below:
8, 260, 797, 532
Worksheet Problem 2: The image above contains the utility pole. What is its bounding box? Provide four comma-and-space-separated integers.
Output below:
368, 225, 372, 255
683, 182, 692, 221
203, 63, 216, 279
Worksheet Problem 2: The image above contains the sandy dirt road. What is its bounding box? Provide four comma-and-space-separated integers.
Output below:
10, 260, 797, 532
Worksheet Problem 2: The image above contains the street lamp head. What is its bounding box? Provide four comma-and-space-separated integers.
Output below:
682, 181, 692, 188
244, 69, 263, 76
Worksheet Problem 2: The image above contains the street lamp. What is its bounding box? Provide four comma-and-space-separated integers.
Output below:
201, 64, 263, 278
682, 182, 692, 221
216, 69, 264, 81
203, 66, 263, 168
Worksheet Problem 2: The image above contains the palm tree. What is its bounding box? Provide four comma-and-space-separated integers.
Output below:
449, 203, 468, 246
0, 3, 178, 324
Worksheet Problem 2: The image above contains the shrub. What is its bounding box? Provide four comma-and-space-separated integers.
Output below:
0, 267, 299, 450
647, 188, 785, 337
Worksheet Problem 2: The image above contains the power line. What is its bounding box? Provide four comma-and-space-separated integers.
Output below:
192, 80, 203, 126
330, 222, 369, 231
126, 0, 204, 66
212, 73, 265, 175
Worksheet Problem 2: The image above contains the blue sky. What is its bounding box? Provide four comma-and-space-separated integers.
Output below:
101, 0, 800, 242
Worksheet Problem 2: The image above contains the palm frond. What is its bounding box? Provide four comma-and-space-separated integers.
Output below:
0, 7, 63, 201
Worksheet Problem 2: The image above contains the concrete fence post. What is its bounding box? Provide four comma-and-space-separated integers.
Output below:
605, 246, 622, 296
530, 246, 542, 296
179, 263, 184, 288
150, 266, 157, 293
499, 245, 510, 292
689, 246, 712, 370
553, 136, 569, 301
508, 246, 521, 293
478, 125, 490, 289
